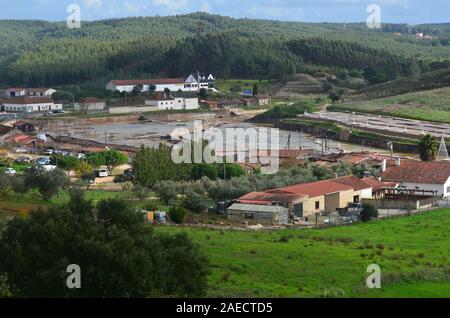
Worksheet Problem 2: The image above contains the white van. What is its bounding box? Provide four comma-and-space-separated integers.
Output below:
98, 166, 108, 178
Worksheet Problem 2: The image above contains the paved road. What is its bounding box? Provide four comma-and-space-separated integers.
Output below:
305, 111, 450, 138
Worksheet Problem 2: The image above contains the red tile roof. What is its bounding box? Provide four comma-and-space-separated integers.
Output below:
147, 93, 174, 101
5, 96, 53, 104
257, 149, 317, 159
362, 177, 397, 192
274, 179, 355, 198
381, 161, 450, 184
26, 88, 52, 93
332, 175, 373, 191
111, 78, 184, 86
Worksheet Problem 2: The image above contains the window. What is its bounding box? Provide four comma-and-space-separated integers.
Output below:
315, 201, 320, 210
354, 195, 360, 203
244, 213, 254, 220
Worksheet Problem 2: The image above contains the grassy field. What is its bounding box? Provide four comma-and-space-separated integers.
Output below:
334, 87, 450, 123
215, 79, 270, 93
157, 210, 450, 298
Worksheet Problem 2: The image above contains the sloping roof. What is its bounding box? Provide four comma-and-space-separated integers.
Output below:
111, 78, 184, 86
0, 88, 26, 92
362, 177, 397, 192
6, 134, 36, 145
84, 97, 103, 103
147, 92, 174, 101
257, 149, 317, 159
26, 88, 53, 93
238, 191, 306, 204
332, 175, 373, 191
274, 179, 354, 197
228, 203, 287, 213
381, 161, 450, 184
4, 96, 53, 104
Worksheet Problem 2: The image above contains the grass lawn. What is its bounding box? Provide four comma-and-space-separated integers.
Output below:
157, 210, 450, 298
216, 79, 270, 93
335, 87, 450, 123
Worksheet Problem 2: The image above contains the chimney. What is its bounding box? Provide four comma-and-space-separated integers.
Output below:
395, 157, 401, 167
381, 159, 387, 173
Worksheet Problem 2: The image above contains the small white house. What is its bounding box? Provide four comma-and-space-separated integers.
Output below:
2, 97, 63, 113
145, 92, 199, 110
0, 88, 27, 98
381, 159, 450, 197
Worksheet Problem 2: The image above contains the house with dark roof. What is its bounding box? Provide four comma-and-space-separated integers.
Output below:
381, 159, 450, 197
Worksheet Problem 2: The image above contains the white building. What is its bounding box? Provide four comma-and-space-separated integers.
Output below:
106, 79, 186, 93
106, 73, 216, 93
145, 92, 199, 110
0, 88, 27, 98
1, 97, 63, 113
25, 88, 57, 97
381, 159, 450, 197
0, 88, 56, 98
184, 73, 216, 92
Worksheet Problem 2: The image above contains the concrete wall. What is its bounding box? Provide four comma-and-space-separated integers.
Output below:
302, 195, 325, 217
109, 106, 158, 114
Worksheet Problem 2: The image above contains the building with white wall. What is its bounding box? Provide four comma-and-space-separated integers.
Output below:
106, 73, 216, 93
1, 97, 63, 113
106, 78, 186, 93
381, 159, 450, 197
145, 92, 199, 110
0, 88, 56, 98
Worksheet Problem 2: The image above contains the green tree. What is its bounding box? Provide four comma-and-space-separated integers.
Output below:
252, 84, 259, 96
0, 192, 209, 297
24, 168, 70, 201
191, 164, 218, 180
418, 134, 439, 161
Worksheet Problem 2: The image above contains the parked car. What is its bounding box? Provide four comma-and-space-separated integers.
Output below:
44, 149, 54, 155
15, 156, 31, 164
4, 168, 16, 175
36, 156, 51, 166
76, 153, 87, 160
97, 166, 108, 178
14, 147, 29, 154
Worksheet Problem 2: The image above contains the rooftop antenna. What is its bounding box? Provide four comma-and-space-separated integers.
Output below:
437, 133, 449, 161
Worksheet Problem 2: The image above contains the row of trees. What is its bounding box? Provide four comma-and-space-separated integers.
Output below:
132, 145, 245, 188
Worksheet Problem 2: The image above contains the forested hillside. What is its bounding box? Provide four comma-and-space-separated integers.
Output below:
1, 12, 450, 87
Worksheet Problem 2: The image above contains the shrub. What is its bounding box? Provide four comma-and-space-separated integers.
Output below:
168, 206, 187, 224
360, 204, 378, 222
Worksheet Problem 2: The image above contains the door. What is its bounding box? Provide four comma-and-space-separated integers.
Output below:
293, 203, 303, 217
